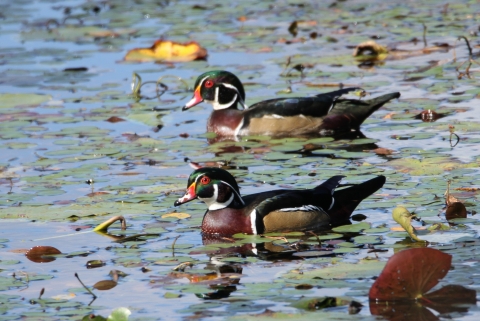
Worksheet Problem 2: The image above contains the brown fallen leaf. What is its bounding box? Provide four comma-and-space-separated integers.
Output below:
25, 246, 62, 263
370, 148, 394, 155
446, 202, 467, 220
106, 116, 125, 123
125, 40, 208, 63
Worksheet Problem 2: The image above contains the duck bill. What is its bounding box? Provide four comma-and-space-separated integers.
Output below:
182, 85, 203, 111
174, 182, 197, 206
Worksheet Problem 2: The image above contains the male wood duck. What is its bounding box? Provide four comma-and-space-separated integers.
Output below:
174, 167, 386, 235
183, 70, 400, 137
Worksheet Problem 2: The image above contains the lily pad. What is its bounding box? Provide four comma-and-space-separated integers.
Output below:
0, 93, 51, 109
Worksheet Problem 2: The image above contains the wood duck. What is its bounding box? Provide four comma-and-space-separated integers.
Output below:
174, 167, 386, 236
183, 70, 400, 137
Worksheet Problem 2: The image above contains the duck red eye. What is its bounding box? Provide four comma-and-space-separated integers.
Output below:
200, 176, 211, 185
204, 80, 214, 88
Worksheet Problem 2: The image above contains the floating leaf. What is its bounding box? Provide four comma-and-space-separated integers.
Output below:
25, 246, 61, 263
446, 202, 467, 220
164, 292, 182, 299
0, 93, 51, 109
291, 296, 353, 310
125, 40, 207, 62
162, 212, 191, 219
285, 258, 385, 280
331, 222, 371, 233
369, 248, 451, 301
93, 280, 117, 291
107, 307, 131, 321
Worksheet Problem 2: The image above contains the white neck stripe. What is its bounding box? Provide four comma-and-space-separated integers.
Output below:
250, 209, 257, 235
220, 83, 248, 109
205, 186, 234, 210
220, 180, 244, 205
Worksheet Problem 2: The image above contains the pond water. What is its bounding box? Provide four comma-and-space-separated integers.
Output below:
1, 0, 480, 320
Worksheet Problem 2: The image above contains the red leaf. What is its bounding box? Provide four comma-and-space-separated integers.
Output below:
369, 248, 451, 301
25, 246, 62, 263
370, 301, 439, 321
424, 284, 477, 307
369, 301, 438, 321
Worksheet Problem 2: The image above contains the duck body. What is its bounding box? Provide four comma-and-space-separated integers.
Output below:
184, 70, 401, 137
174, 167, 386, 236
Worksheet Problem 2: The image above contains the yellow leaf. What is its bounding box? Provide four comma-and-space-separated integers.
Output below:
392, 206, 425, 242
162, 212, 191, 219
52, 293, 76, 300
125, 40, 208, 62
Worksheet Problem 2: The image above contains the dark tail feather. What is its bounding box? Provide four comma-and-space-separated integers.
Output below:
328, 92, 401, 129
328, 175, 386, 224
315, 87, 363, 101
314, 175, 345, 194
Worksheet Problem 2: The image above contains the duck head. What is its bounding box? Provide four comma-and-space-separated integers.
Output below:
174, 167, 245, 210
183, 70, 247, 111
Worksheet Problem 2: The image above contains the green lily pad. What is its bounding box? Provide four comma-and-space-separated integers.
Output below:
0, 93, 51, 109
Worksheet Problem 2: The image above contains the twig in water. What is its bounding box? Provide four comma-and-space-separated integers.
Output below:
308, 231, 322, 245
455, 36, 480, 78
422, 23, 427, 48
38, 288, 45, 300
171, 235, 181, 257
449, 125, 460, 148
75, 272, 97, 303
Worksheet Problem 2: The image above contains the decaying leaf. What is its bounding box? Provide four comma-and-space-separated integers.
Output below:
125, 40, 208, 62
392, 206, 424, 242
288, 21, 298, 37
353, 40, 388, 59
446, 202, 467, 220
370, 147, 394, 155
162, 212, 191, 219
444, 180, 467, 220
291, 296, 358, 310
25, 246, 62, 263
414, 109, 446, 122
93, 280, 117, 290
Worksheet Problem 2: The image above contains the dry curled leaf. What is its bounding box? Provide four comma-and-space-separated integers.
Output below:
353, 40, 388, 58
125, 40, 208, 63
392, 206, 424, 242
